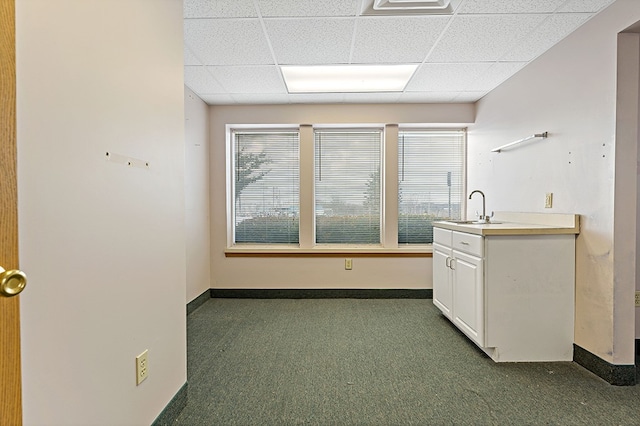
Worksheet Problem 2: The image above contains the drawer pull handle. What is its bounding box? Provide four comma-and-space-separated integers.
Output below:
445, 257, 451, 268
459, 241, 470, 246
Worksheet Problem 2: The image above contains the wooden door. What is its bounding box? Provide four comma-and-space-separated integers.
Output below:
1, 0, 23, 424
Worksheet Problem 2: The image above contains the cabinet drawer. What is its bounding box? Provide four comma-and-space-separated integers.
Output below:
433, 227, 452, 246
452, 231, 483, 256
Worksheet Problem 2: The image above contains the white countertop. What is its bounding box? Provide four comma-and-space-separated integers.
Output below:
433, 212, 580, 236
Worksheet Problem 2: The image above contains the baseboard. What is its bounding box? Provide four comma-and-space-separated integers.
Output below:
152, 382, 188, 426
573, 344, 636, 386
210, 288, 432, 299
637, 339, 640, 383
187, 289, 211, 315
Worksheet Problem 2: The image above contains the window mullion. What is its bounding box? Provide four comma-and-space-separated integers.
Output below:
383, 124, 399, 248
299, 125, 315, 249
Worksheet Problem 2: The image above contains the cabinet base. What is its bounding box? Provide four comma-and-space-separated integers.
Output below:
481, 345, 573, 363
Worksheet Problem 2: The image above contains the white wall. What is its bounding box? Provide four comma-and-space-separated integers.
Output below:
615, 32, 640, 348
185, 87, 211, 303
209, 103, 473, 289
16, 1, 187, 424
467, 0, 640, 365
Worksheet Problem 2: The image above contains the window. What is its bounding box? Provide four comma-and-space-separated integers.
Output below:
398, 130, 465, 244
232, 131, 299, 244
314, 130, 382, 244
227, 125, 466, 251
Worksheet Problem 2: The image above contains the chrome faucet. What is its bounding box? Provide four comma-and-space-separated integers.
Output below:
469, 190, 489, 223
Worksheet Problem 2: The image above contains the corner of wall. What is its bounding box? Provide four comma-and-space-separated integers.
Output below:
185, 87, 212, 303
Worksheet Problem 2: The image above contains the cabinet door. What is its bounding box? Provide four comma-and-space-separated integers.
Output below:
452, 250, 484, 346
432, 243, 453, 319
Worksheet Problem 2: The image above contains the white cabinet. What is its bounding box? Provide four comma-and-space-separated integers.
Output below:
432, 228, 453, 320
451, 249, 483, 347
433, 228, 484, 347
432, 222, 576, 362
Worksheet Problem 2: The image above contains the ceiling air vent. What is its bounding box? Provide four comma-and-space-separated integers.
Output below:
362, 0, 460, 15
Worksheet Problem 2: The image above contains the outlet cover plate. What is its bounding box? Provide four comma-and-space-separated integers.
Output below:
136, 349, 148, 385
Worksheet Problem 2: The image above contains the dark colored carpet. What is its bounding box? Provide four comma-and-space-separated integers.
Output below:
174, 298, 640, 425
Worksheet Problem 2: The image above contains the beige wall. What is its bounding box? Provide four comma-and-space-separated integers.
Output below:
209, 104, 474, 289
467, 0, 640, 364
185, 87, 211, 303
16, 1, 187, 424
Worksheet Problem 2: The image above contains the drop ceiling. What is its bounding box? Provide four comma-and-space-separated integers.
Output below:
184, 0, 616, 105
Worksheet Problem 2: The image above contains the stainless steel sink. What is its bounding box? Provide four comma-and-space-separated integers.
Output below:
445, 220, 477, 224
444, 220, 503, 225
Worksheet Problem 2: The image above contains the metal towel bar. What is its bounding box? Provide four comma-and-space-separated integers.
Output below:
491, 132, 548, 153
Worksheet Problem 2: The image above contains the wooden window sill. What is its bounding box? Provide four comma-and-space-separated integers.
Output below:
225, 245, 433, 257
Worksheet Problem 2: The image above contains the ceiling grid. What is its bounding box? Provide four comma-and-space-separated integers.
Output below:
183, 0, 617, 105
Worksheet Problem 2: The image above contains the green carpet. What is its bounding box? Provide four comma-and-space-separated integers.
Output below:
174, 298, 640, 425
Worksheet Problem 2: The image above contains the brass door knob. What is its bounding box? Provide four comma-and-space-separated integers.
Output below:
0, 266, 27, 297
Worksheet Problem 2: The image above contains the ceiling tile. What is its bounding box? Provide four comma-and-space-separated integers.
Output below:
184, 66, 226, 94
557, 0, 616, 13
398, 92, 459, 102
427, 15, 546, 62
466, 62, 527, 91
183, 0, 257, 18
351, 16, 450, 63
206, 66, 286, 93
452, 91, 488, 102
265, 18, 355, 65
405, 63, 492, 92
256, 0, 359, 17
342, 92, 402, 103
184, 46, 202, 66
458, 0, 566, 14
230, 94, 293, 104
200, 94, 236, 105
184, 19, 274, 65
502, 13, 591, 61
288, 93, 346, 103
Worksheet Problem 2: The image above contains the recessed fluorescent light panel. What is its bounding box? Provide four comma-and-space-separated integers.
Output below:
281, 65, 418, 93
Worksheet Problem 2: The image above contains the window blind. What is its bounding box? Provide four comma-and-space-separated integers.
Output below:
398, 129, 465, 244
314, 130, 382, 244
233, 131, 299, 244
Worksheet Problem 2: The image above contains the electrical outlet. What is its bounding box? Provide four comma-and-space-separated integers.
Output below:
136, 350, 148, 385
635, 291, 640, 307
545, 193, 553, 208
345, 258, 352, 270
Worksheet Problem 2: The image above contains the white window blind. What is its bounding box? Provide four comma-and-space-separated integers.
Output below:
398, 129, 465, 244
233, 131, 299, 244
314, 130, 382, 244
